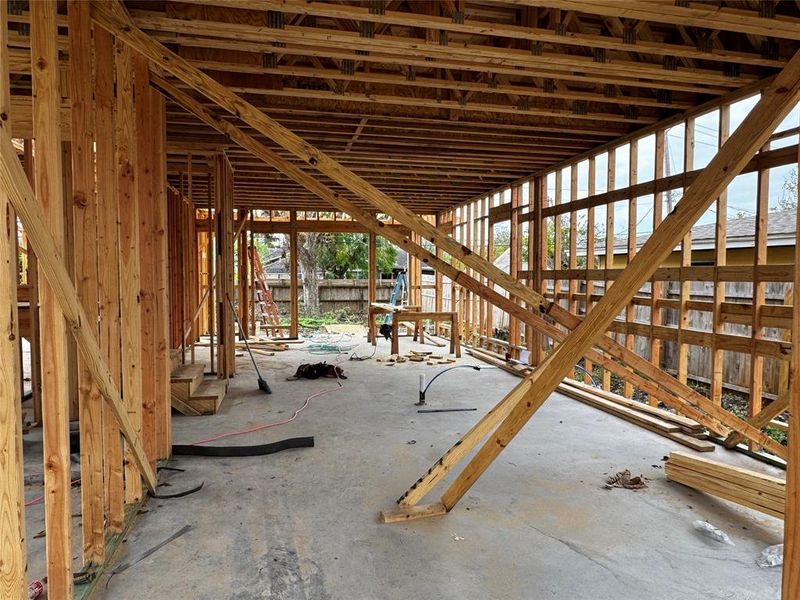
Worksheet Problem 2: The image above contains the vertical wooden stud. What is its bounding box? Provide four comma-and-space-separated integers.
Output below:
114, 38, 143, 503
93, 27, 124, 530
31, 1, 73, 593
134, 54, 157, 466
677, 118, 695, 387
290, 210, 299, 338
68, 0, 104, 564
711, 107, 730, 406
0, 1, 26, 594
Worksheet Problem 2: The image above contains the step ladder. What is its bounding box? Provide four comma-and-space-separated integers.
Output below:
249, 246, 284, 338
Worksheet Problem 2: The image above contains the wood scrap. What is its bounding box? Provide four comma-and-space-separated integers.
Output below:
665, 451, 785, 519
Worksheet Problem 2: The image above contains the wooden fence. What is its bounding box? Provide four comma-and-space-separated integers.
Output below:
267, 278, 395, 315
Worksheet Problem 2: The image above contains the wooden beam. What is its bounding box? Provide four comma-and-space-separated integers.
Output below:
151, 87, 172, 459
182, 0, 784, 68
368, 231, 377, 309
438, 49, 800, 513
114, 38, 144, 504
93, 27, 125, 528
784, 146, 800, 599
67, 0, 104, 566
134, 53, 158, 466
0, 0, 25, 595
130, 11, 757, 89
515, 1, 800, 40
290, 211, 299, 338
0, 105, 158, 497
31, 2, 73, 593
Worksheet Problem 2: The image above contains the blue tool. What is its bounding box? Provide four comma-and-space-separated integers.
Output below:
379, 270, 408, 340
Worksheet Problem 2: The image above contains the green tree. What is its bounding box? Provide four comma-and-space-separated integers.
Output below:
318, 233, 397, 278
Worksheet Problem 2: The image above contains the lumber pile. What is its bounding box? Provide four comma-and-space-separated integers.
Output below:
665, 451, 785, 519
557, 380, 714, 452
466, 346, 713, 452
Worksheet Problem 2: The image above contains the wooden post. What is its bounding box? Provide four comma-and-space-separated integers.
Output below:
602, 148, 615, 391
61, 142, 79, 423
23, 140, 42, 424
623, 141, 638, 398
290, 210, 299, 338
368, 230, 377, 307
150, 89, 172, 459
114, 38, 143, 503
68, 0, 104, 565
782, 145, 800, 600
134, 54, 158, 466
749, 150, 769, 451
650, 131, 665, 404
93, 27, 125, 529
711, 107, 730, 406
31, 1, 73, 593
207, 173, 215, 372
677, 118, 695, 388
583, 159, 596, 382
238, 208, 250, 338
508, 186, 520, 358
215, 153, 235, 377
0, 1, 25, 594
531, 178, 544, 365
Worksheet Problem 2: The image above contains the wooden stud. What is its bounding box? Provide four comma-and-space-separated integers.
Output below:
114, 37, 143, 504
31, 1, 73, 593
93, 27, 125, 528
677, 118, 695, 388
749, 149, 769, 451
649, 131, 665, 406
623, 141, 638, 399
0, 0, 26, 594
782, 144, 800, 600
151, 89, 172, 459
602, 148, 615, 391
368, 231, 377, 310
134, 54, 158, 466
711, 107, 730, 406
23, 140, 42, 425
68, 0, 104, 565
583, 158, 596, 382
290, 210, 299, 338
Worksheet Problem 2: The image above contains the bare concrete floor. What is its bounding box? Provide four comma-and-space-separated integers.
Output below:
24, 336, 786, 599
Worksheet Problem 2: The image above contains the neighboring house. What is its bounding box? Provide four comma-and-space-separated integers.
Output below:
583, 208, 796, 268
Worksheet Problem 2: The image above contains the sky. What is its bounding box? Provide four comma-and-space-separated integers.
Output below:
543, 95, 799, 239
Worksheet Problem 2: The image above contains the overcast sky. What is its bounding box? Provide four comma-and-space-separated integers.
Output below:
541, 95, 799, 239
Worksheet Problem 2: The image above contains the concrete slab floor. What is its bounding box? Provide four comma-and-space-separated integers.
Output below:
23, 337, 786, 599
